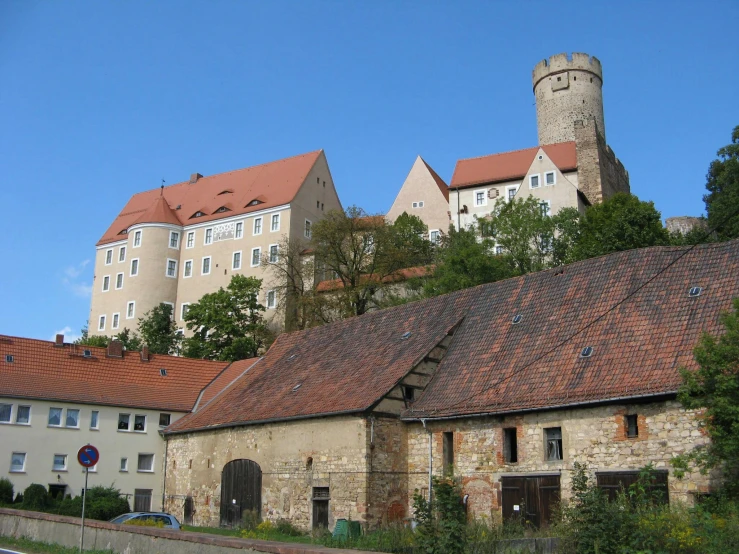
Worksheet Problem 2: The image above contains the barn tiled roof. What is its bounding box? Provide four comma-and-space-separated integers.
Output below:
98, 150, 324, 245
450, 142, 577, 189
0, 338, 229, 412
166, 239, 739, 433
195, 357, 261, 411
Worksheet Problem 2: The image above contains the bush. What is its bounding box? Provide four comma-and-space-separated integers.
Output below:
22, 484, 51, 512
241, 509, 260, 531
275, 518, 304, 536
0, 477, 13, 505
413, 476, 466, 554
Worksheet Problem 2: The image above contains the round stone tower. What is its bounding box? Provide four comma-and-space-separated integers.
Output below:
532, 52, 605, 145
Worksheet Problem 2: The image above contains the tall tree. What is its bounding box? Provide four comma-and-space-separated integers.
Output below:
389, 212, 435, 268
74, 324, 109, 347
182, 275, 271, 361
137, 303, 180, 355
704, 125, 739, 240
113, 328, 143, 352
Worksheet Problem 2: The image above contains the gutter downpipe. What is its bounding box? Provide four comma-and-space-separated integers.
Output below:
161, 433, 168, 511
421, 419, 432, 503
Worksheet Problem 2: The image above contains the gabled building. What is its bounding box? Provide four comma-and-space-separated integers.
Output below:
161, 239, 739, 530
90, 150, 342, 336
0, 333, 251, 511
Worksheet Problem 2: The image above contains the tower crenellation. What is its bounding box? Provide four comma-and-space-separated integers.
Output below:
533, 52, 606, 145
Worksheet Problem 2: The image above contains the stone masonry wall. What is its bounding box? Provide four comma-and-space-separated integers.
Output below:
366, 416, 411, 527
574, 118, 630, 204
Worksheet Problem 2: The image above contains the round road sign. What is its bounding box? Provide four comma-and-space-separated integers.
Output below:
77, 445, 100, 468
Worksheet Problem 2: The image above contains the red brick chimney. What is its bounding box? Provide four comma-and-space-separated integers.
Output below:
140, 346, 150, 362
189, 173, 203, 184
107, 340, 123, 358
54, 334, 64, 347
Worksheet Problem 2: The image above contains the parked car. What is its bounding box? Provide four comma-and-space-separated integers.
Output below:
109, 512, 181, 529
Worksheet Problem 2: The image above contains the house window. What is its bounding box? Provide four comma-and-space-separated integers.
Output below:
102, 276, 110, 292
98, 315, 106, 331
159, 413, 171, 427
105, 249, 113, 265
10, 452, 26, 472
186, 231, 195, 248
507, 186, 518, 201
65, 409, 80, 428
127, 301, 135, 319
169, 232, 180, 249
119, 246, 126, 262
530, 174, 540, 189
0, 403, 10, 423
166, 259, 177, 278
271, 214, 280, 231
202, 256, 211, 275
137, 453, 155, 472
204, 228, 213, 245
545, 171, 556, 186
133, 230, 142, 247
442, 432, 454, 474
232, 251, 242, 270
134, 415, 146, 432
254, 217, 262, 235
48, 408, 63, 427
545, 427, 563, 461
251, 248, 261, 267
115, 272, 124, 289
269, 245, 279, 263
118, 413, 130, 431
305, 219, 312, 239
130, 259, 139, 276
504, 428, 518, 463
53, 454, 67, 471
120, 457, 128, 472
475, 191, 486, 206
539, 201, 551, 217
235, 222, 243, 239
267, 290, 276, 309
16, 406, 30, 425
90, 411, 99, 429
183, 260, 192, 278
402, 386, 414, 402
626, 414, 639, 438
429, 230, 440, 244
495, 245, 504, 255
418, 201, 424, 207
112, 313, 120, 329
181, 303, 190, 320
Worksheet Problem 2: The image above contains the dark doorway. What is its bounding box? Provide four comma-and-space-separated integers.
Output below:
134, 489, 152, 512
220, 459, 262, 527
48, 484, 66, 500
183, 496, 194, 525
501, 475, 560, 527
312, 487, 330, 530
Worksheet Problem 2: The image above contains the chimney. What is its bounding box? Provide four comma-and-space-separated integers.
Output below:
107, 340, 123, 358
189, 173, 203, 184
140, 345, 150, 362
54, 334, 64, 347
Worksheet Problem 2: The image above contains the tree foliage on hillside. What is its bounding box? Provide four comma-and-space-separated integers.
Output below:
705, 125, 739, 240
137, 303, 180, 355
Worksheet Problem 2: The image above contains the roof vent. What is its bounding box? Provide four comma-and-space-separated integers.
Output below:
189, 173, 203, 184
5, 354, 13, 363
401, 331, 412, 340
512, 314, 523, 325
580, 346, 593, 358
288, 354, 297, 361
160, 368, 167, 377
689, 286, 703, 298
83, 349, 92, 358
292, 383, 302, 392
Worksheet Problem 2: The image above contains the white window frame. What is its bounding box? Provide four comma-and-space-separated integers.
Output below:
120, 457, 128, 472
181, 303, 190, 320
165, 258, 178, 278
52, 454, 67, 471
270, 213, 280, 232
266, 290, 276, 309
474, 190, 487, 207
506, 185, 519, 201
133, 230, 142, 248
65, 408, 80, 428
250, 247, 261, 267
186, 231, 195, 249
10, 452, 26, 473
268, 244, 279, 263
201, 256, 211, 276
90, 410, 99, 430
112, 312, 120, 330
133, 414, 147, 433
169, 231, 180, 249
102, 275, 110, 292
304, 219, 312, 239
98, 315, 106, 331
0, 403, 11, 424
540, 200, 551, 217
137, 453, 155, 473
545, 171, 557, 186
105, 249, 113, 265
235, 221, 244, 239
253, 217, 263, 236
429, 229, 440, 244
126, 301, 135, 320
204, 228, 213, 245
232, 251, 242, 270
115, 272, 124, 290
183, 259, 193, 278
48, 408, 63, 427
119, 246, 126, 262
130, 258, 139, 277
16, 405, 31, 425
529, 173, 541, 189
118, 413, 131, 431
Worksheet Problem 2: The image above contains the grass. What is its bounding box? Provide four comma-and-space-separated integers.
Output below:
0, 535, 114, 554
183, 524, 314, 544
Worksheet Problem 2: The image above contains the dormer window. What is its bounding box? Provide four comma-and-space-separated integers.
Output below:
246, 199, 263, 207
215, 206, 231, 214
217, 189, 234, 195
190, 211, 207, 219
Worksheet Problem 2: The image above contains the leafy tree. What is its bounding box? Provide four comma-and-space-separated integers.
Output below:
704, 125, 739, 240
113, 328, 143, 351
182, 275, 271, 361
413, 477, 466, 554
571, 193, 670, 260
389, 212, 434, 268
75, 324, 109, 347
137, 303, 180, 355
673, 298, 739, 496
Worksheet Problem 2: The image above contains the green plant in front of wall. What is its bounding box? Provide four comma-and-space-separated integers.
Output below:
0, 477, 14, 505
412, 475, 466, 554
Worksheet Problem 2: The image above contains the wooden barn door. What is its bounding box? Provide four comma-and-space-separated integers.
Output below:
220, 459, 262, 527
501, 475, 560, 528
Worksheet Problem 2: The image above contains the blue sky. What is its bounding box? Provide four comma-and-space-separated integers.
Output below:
1, 1, 737, 341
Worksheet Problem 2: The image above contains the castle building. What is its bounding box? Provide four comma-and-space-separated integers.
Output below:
89, 150, 342, 337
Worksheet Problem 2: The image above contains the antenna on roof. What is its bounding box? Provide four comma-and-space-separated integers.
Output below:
160, 179, 165, 195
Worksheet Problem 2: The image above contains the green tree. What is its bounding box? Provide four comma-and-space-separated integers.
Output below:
674, 298, 739, 496
113, 328, 143, 351
412, 476, 466, 554
182, 275, 271, 361
137, 303, 180, 355
705, 125, 739, 240
572, 193, 670, 260
74, 324, 109, 347
389, 212, 435, 268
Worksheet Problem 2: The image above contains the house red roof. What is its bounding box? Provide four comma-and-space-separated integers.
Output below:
166, 239, 739, 433
315, 265, 434, 292
450, 142, 577, 189
0, 338, 230, 412
97, 150, 324, 246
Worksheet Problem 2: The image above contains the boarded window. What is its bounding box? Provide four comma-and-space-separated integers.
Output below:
504, 428, 518, 463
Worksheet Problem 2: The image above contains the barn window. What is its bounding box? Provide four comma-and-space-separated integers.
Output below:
504, 428, 518, 463
545, 427, 563, 461
626, 414, 638, 438
442, 432, 454, 474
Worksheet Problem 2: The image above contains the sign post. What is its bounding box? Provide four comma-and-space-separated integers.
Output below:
77, 444, 100, 554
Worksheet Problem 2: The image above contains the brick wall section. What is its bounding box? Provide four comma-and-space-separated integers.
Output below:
366, 417, 410, 527
574, 118, 630, 204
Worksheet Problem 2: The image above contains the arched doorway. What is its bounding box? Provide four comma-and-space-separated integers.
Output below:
220, 459, 262, 527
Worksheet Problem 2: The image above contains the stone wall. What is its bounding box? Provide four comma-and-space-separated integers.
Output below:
366, 416, 411, 527
574, 118, 630, 204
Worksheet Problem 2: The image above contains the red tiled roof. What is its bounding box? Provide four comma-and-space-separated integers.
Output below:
166, 239, 739, 433
0, 338, 229, 412
196, 357, 261, 410
132, 194, 182, 227
97, 150, 324, 245
421, 158, 450, 201
316, 265, 434, 292
450, 142, 577, 189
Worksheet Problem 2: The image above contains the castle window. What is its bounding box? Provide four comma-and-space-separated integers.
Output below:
133, 230, 142, 247
475, 191, 487, 207
159, 413, 171, 427
529, 174, 540, 189
235, 222, 243, 239
112, 313, 120, 329
305, 219, 312, 239
169, 232, 180, 249
539, 201, 551, 217
269, 245, 279, 263
504, 428, 518, 463
496, 245, 504, 255
267, 290, 276, 309
119, 246, 126, 262
186, 231, 195, 248
98, 315, 106, 331
202, 256, 211, 275
181, 303, 190, 320
105, 249, 113, 265
626, 415, 638, 438
204, 228, 213, 245
232, 251, 242, 270
102, 275, 110, 292
166, 259, 177, 278
545, 171, 556, 186
507, 186, 518, 201
251, 247, 261, 267
430, 230, 440, 244
127, 301, 135, 319
545, 427, 563, 461
130, 259, 139, 276
116, 273, 124, 289
253, 217, 262, 235
183, 259, 192, 278
271, 214, 280, 232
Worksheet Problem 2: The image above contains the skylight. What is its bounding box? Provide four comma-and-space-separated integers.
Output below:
401, 332, 412, 340
83, 349, 92, 358
5, 354, 13, 363
689, 287, 703, 298
292, 383, 302, 392
580, 346, 593, 358
512, 314, 523, 325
